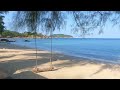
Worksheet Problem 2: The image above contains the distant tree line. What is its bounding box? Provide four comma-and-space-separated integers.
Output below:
1, 30, 73, 38
1, 30, 45, 38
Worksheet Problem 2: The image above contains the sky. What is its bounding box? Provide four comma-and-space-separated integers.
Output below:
3, 11, 120, 38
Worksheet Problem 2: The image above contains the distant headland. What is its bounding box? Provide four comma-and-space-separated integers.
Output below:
0, 30, 73, 38
50, 34, 73, 38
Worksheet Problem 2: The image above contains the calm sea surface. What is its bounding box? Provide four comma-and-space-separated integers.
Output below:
12, 38, 120, 64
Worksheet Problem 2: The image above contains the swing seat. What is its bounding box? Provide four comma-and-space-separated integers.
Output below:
32, 66, 55, 73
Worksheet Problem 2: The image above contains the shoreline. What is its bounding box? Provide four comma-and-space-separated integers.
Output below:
9, 37, 120, 65
1, 43, 120, 79
1, 42, 120, 66
11, 42, 120, 65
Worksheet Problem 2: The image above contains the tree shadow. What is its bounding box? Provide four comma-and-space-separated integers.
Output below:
12, 71, 47, 79
20, 52, 85, 61
52, 59, 100, 68
1, 45, 119, 79
18, 52, 90, 68
0, 51, 8, 53
91, 64, 120, 76
0, 55, 16, 60
0, 57, 53, 79
0, 50, 90, 79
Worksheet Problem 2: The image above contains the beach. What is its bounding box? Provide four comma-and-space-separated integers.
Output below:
1, 43, 120, 79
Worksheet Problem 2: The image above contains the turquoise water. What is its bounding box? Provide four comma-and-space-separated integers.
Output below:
12, 38, 120, 63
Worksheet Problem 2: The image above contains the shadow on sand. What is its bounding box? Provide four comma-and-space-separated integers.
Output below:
0, 57, 49, 79
1, 47, 120, 79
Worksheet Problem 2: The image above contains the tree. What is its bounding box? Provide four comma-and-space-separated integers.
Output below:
11, 11, 120, 71
2, 30, 21, 37
0, 15, 5, 36
0, 11, 117, 36
12, 11, 120, 36
0, 11, 8, 36
2, 30, 12, 37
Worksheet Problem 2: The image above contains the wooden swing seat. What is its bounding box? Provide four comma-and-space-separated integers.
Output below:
32, 66, 55, 73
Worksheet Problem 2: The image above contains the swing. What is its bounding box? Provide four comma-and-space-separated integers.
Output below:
32, 29, 56, 73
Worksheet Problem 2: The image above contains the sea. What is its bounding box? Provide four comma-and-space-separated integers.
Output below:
11, 38, 120, 64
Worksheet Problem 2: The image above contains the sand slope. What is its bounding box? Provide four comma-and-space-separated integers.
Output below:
0, 43, 120, 79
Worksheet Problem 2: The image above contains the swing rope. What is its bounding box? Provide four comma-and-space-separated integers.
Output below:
32, 12, 56, 72
34, 28, 53, 68
34, 33, 38, 69
50, 28, 53, 67
32, 27, 55, 73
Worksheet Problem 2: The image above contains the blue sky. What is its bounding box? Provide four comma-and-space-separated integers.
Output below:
3, 11, 120, 38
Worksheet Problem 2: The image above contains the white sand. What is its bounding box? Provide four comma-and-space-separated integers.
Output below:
0, 43, 120, 79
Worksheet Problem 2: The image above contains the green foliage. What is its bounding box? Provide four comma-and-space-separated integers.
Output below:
0, 15, 5, 35
2, 30, 22, 37
4, 11, 120, 37
12, 11, 115, 37
2, 30, 73, 38
13, 11, 66, 34
2, 30, 44, 38
22, 32, 38, 37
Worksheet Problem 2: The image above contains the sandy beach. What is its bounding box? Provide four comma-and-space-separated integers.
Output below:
1, 42, 120, 79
